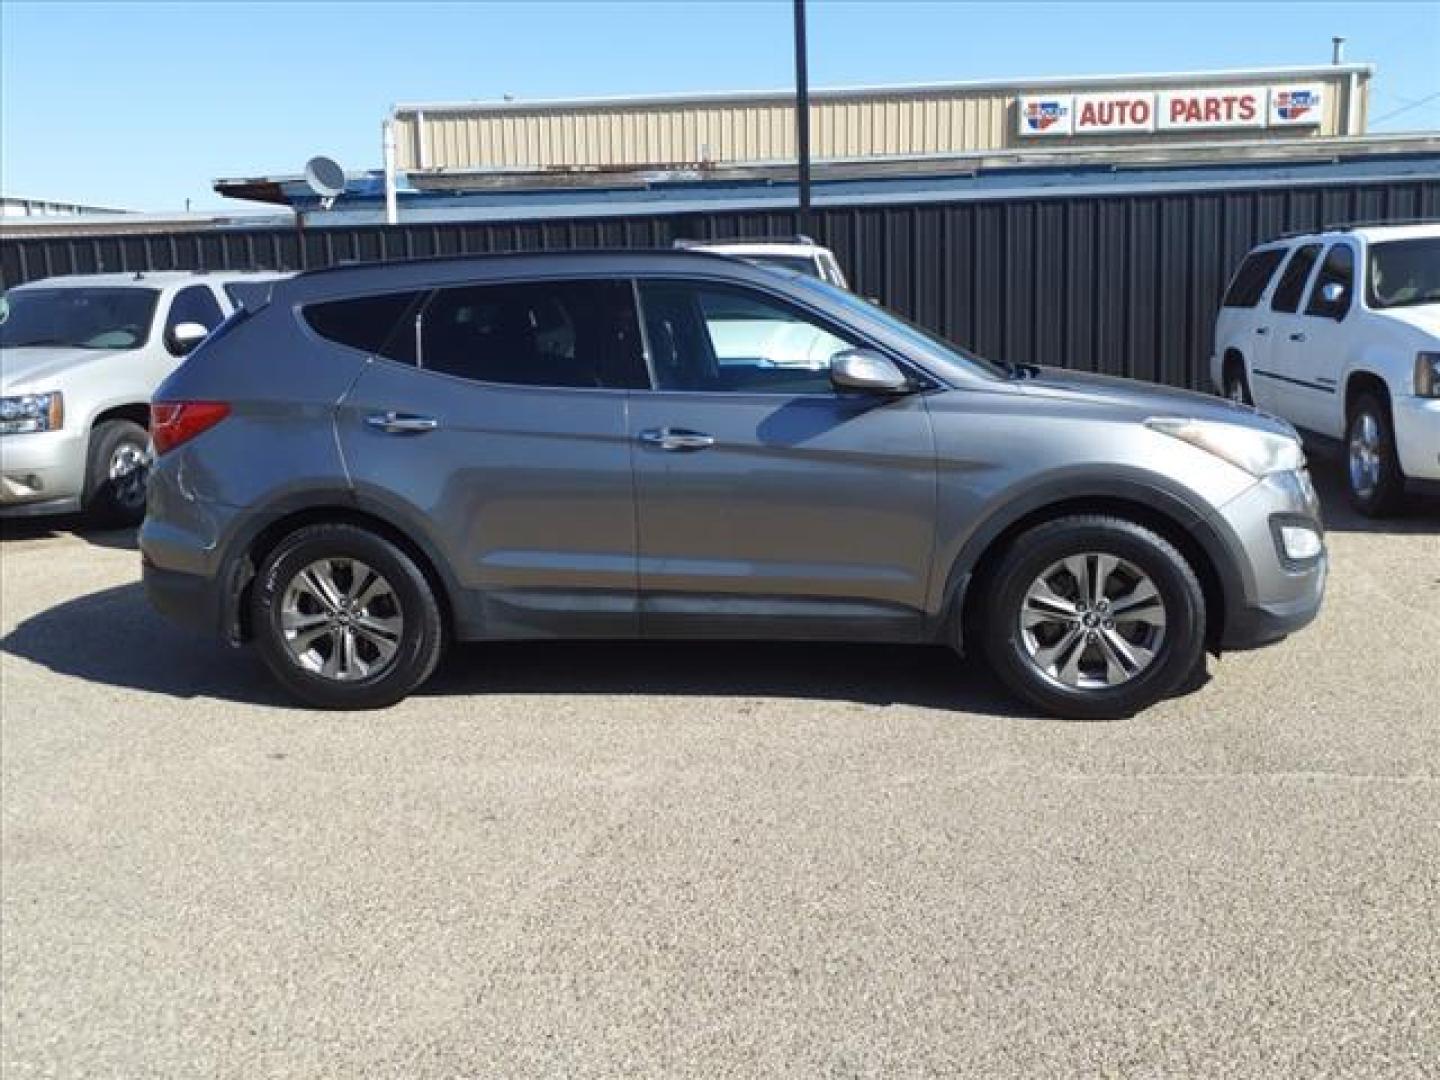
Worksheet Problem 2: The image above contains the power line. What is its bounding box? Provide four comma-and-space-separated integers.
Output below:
1370, 90, 1440, 126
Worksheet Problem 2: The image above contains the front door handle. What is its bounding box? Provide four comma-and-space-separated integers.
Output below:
1289, 332, 1307, 342
639, 427, 715, 452
1255, 327, 1270, 336
366, 411, 439, 434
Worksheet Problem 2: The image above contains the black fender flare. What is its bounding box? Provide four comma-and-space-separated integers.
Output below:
932, 467, 1252, 652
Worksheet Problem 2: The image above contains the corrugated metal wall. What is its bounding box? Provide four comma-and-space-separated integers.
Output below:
4, 177, 1436, 391
395, 69, 1363, 170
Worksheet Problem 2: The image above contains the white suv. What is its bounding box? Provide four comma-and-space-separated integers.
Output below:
1, 271, 287, 524
675, 236, 850, 289
1212, 223, 1440, 516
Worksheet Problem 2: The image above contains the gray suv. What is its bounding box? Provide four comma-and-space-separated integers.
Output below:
141, 251, 1326, 718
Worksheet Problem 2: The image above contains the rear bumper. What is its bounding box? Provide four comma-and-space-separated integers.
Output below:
142, 557, 226, 637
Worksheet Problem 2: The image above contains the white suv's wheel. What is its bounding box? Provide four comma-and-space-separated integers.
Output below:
1346, 393, 1406, 518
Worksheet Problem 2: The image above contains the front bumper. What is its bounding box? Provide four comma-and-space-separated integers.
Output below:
0, 429, 87, 515
1211, 468, 1327, 651
1392, 395, 1440, 482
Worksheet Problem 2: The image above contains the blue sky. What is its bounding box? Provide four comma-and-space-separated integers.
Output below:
3, 1, 1437, 211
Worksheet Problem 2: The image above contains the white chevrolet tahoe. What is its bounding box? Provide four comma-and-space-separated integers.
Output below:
1212, 223, 1440, 516
1, 270, 287, 525
676, 236, 850, 289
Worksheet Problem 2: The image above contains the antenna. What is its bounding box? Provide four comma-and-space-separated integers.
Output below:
303, 156, 346, 209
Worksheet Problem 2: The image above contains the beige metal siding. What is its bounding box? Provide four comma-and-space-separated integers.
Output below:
395, 70, 1364, 172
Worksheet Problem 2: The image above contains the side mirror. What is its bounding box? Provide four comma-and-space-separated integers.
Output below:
830, 348, 911, 394
169, 321, 210, 355
1320, 282, 1348, 318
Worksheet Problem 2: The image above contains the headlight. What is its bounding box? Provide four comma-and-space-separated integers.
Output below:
0, 391, 64, 435
1145, 416, 1305, 478
1416, 352, 1440, 398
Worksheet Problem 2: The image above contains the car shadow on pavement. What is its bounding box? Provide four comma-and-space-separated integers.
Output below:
424, 639, 1034, 717
3, 581, 1041, 718
0, 516, 138, 551
1, 582, 290, 708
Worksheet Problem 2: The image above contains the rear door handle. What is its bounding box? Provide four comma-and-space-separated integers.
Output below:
639, 427, 715, 452
1255, 327, 1270, 335
1289, 332, 1307, 342
366, 411, 439, 434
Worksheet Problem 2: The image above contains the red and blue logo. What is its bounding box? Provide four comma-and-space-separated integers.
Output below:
1024, 100, 1068, 132
1274, 89, 1318, 121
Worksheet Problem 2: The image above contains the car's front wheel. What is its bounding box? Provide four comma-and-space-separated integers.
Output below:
252, 524, 445, 709
1345, 393, 1406, 518
83, 419, 151, 527
980, 515, 1206, 720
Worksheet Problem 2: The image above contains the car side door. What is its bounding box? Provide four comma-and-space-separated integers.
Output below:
1283, 241, 1355, 437
331, 278, 649, 640
1253, 242, 1322, 418
627, 277, 938, 641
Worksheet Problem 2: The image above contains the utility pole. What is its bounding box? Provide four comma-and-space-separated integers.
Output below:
793, 0, 812, 234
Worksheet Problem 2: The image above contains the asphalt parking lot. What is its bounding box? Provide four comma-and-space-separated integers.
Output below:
2, 469, 1437, 1079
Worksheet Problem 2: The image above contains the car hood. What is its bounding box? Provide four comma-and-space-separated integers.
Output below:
0, 346, 122, 393
1013, 366, 1296, 437
1377, 303, 1440, 340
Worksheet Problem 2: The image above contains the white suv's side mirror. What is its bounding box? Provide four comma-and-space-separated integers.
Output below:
170, 321, 210, 355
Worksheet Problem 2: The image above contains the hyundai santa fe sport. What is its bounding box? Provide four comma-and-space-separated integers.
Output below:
141, 251, 1326, 719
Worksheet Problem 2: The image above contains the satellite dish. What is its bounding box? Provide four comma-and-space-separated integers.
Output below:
303, 156, 346, 200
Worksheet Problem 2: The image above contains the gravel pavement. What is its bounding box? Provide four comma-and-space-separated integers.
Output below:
2, 472, 1438, 1078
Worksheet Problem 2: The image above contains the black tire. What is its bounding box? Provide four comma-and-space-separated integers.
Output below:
1345, 393, 1406, 518
979, 515, 1206, 720
82, 419, 151, 527
1222, 358, 1253, 406
251, 524, 444, 710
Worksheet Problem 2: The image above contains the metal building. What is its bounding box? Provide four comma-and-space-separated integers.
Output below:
392, 64, 1371, 175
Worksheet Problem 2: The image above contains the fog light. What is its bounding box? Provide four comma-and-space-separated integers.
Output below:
1280, 525, 1323, 561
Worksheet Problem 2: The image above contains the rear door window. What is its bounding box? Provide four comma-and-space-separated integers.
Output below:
1304, 243, 1355, 319
224, 280, 280, 310
418, 279, 647, 390
1222, 248, 1287, 308
1270, 244, 1322, 314
304, 291, 426, 364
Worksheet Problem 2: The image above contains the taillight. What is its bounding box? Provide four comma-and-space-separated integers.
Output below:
150, 401, 231, 455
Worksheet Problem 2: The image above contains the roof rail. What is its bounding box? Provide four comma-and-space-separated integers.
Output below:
1276, 216, 1440, 239
674, 234, 817, 248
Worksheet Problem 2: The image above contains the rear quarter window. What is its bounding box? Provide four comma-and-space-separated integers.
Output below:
1222, 248, 1287, 308
304, 291, 425, 364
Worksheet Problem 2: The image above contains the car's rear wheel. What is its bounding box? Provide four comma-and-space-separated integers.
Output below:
1345, 393, 1406, 518
980, 515, 1206, 720
83, 418, 151, 527
252, 524, 444, 709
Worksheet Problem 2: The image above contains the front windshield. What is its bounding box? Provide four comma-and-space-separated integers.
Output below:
788, 274, 1009, 379
0, 287, 160, 350
1367, 239, 1440, 310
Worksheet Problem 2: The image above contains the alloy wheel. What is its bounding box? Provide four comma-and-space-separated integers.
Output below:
280, 558, 404, 681
1018, 553, 1168, 690
1348, 411, 1382, 500
108, 441, 150, 511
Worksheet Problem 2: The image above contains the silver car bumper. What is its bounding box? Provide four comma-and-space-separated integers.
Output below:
1210, 467, 1326, 650
0, 430, 87, 515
